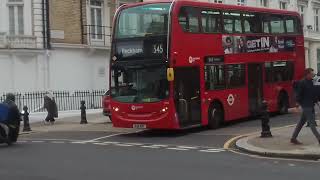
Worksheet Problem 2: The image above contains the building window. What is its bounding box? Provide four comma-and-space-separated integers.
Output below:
237, 0, 246, 6
260, 0, 268, 7
314, 9, 320, 32
299, 5, 305, 26
7, 0, 24, 35
279, 1, 287, 10
90, 0, 103, 40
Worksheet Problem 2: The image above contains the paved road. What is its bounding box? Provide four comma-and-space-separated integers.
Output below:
0, 112, 319, 180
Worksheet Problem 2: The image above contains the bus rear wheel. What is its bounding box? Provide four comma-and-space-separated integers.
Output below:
208, 103, 224, 129
278, 93, 289, 114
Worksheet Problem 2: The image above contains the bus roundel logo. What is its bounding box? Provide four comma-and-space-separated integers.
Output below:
131, 105, 143, 111
227, 94, 235, 106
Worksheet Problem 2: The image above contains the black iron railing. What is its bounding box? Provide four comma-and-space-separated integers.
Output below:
0, 90, 106, 112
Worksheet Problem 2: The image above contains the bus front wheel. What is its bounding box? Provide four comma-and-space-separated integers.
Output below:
208, 103, 224, 129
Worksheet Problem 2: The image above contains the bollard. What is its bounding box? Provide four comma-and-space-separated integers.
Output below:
22, 106, 31, 132
80, 100, 88, 124
260, 101, 272, 138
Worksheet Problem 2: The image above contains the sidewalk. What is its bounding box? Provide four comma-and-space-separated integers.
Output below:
28, 109, 103, 124
19, 109, 127, 134
235, 122, 320, 160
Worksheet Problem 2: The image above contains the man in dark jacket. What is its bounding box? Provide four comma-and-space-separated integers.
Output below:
291, 68, 320, 145
1, 93, 21, 143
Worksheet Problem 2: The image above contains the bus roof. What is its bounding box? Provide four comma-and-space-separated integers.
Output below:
120, 0, 300, 17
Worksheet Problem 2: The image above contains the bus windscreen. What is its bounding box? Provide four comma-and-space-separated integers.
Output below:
115, 3, 170, 39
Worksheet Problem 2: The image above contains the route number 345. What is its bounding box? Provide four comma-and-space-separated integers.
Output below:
153, 44, 163, 54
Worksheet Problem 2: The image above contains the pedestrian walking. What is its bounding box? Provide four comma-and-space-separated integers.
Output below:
44, 92, 58, 124
291, 68, 320, 145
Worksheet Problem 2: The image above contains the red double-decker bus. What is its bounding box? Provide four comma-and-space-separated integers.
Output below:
109, 0, 305, 129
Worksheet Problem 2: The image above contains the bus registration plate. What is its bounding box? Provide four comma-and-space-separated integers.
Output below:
133, 124, 146, 129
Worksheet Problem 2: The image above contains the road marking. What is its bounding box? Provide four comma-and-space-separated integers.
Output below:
78, 133, 125, 143
207, 148, 225, 151
125, 143, 144, 146
71, 142, 88, 144
31, 141, 45, 143
51, 141, 65, 144
149, 144, 168, 148
114, 143, 134, 147
200, 149, 225, 153
223, 135, 247, 149
288, 163, 296, 167
21, 138, 82, 142
17, 140, 28, 143
141, 145, 161, 149
93, 143, 110, 146
101, 141, 121, 144
167, 147, 189, 151
176, 146, 198, 149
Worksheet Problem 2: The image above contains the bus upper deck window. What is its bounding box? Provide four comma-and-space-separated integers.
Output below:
201, 10, 221, 33
286, 18, 297, 33
178, 7, 200, 33
223, 11, 242, 33
270, 15, 285, 34
263, 21, 270, 33
243, 13, 262, 33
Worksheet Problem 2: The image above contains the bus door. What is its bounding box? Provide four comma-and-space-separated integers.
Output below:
248, 64, 263, 115
174, 67, 201, 127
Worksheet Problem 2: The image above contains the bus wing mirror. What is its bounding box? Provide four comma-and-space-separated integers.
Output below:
167, 68, 174, 81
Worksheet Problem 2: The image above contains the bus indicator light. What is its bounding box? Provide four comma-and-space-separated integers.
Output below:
167, 68, 174, 81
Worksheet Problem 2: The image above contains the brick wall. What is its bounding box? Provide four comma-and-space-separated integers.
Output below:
50, 0, 85, 44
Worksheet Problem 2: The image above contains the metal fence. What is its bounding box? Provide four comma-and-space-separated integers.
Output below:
0, 90, 106, 112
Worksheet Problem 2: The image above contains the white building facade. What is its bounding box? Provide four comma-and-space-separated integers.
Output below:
0, 0, 139, 94
0, 0, 47, 93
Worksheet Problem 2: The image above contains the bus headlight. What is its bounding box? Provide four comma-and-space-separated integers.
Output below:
161, 107, 168, 113
113, 107, 119, 112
